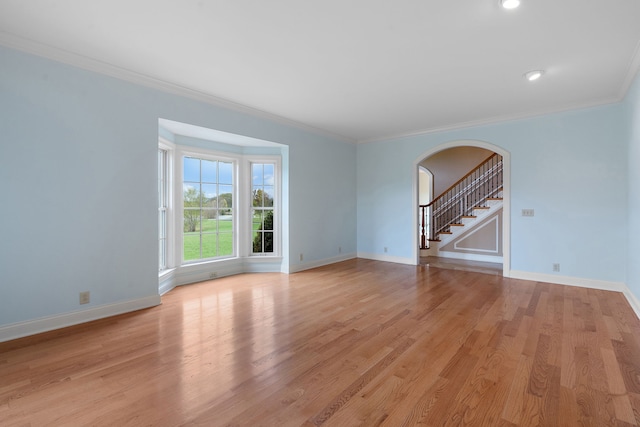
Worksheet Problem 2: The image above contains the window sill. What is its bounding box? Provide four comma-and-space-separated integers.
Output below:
249, 254, 282, 259
180, 257, 240, 268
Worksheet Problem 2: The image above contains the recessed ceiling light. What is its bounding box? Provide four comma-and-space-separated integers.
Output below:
524, 70, 544, 82
501, 0, 520, 9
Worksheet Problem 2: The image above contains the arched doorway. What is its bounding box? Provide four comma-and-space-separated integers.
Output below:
412, 140, 510, 276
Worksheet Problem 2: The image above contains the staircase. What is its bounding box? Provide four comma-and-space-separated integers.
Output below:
419, 153, 503, 253
435, 190, 503, 245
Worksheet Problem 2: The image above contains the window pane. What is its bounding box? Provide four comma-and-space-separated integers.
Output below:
252, 163, 263, 186
219, 215, 233, 232
263, 186, 274, 207
252, 231, 263, 252
202, 209, 217, 224
158, 151, 164, 207
184, 209, 200, 232
219, 185, 233, 209
264, 164, 274, 185
219, 232, 233, 256
263, 210, 274, 230
264, 232, 274, 252
201, 159, 217, 183
159, 211, 166, 239
183, 233, 200, 261
201, 183, 217, 205
219, 162, 233, 184
184, 157, 200, 182
218, 195, 232, 212
180, 155, 237, 263
252, 209, 263, 229
202, 233, 217, 258
252, 188, 262, 207
184, 184, 201, 207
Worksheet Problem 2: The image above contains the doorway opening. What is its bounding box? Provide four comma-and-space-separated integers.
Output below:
413, 140, 510, 276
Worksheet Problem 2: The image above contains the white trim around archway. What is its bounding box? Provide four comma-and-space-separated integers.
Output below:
412, 140, 511, 277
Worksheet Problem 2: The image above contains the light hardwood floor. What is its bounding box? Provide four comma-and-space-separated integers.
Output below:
2, 259, 640, 426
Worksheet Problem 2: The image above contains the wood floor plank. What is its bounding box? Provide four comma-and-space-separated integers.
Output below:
558, 385, 580, 427
1, 259, 640, 426
627, 392, 640, 425
612, 338, 640, 395
501, 355, 542, 426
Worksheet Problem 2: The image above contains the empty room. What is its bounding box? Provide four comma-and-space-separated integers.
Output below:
2, 1, 640, 425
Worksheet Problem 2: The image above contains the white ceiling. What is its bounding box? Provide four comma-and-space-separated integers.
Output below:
1, 0, 639, 143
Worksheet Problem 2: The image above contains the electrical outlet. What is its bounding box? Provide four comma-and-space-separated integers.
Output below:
79, 291, 90, 305
522, 209, 535, 217
209, 272, 217, 279
338, 246, 342, 254
553, 263, 560, 272
384, 247, 388, 253
299, 253, 304, 261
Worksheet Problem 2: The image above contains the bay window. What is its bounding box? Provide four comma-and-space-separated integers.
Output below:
159, 140, 280, 274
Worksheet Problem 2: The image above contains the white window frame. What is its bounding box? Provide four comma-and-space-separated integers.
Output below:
158, 138, 175, 274
245, 157, 281, 257
177, 147, 239, 264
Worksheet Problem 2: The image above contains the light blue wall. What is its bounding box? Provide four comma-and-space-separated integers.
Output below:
626, 73, 640, 298
0, 41, 634, 332
0, 46, 356, 327
358, 103, 628, 283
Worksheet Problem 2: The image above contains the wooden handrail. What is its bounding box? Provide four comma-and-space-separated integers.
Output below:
420, 153, 498, 208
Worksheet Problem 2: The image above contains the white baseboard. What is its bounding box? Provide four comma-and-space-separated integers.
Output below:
175, 259, 245, 286
508, 270, 626, 292
289, 253, 357, 273
622, 288, 640, 320
356, 252, 417, 266
172, 257, 284, 287
243, 257, 285, 273
509, 270, 640, 320
159, 269, 176, 295
0, 295, 161, 343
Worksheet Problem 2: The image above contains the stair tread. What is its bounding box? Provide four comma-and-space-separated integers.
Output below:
487, 197, 503, 201
450, 223, 464, 227
462, 215, 477, 218
473, 206, 490, 210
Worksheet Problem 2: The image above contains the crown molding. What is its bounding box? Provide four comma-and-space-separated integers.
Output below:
357, 97, 622, 144
0, 31, 356, 145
